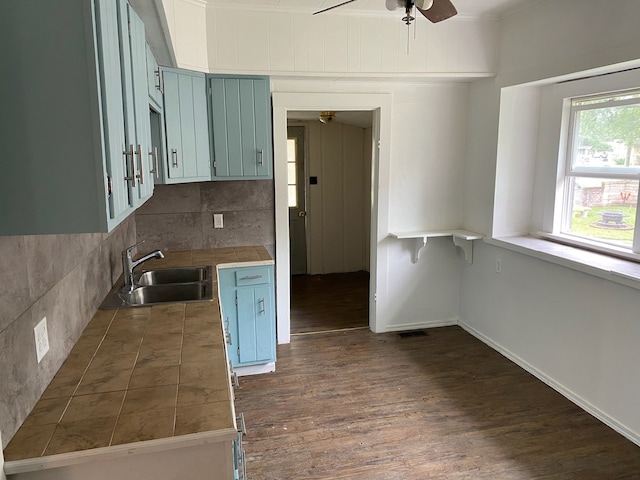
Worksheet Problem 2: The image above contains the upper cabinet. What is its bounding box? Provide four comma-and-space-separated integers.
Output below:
0, 0, 159, 235
161, 67, 212, 183
209, 75, 273, 180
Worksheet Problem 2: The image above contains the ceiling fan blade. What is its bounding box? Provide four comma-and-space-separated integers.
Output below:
416, 0, 457, 23
313, 0, 360, 15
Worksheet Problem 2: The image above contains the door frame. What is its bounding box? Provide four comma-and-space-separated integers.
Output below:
272, 92, 392, 344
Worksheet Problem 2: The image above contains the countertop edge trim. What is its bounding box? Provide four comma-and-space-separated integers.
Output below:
4, 429, 238, 475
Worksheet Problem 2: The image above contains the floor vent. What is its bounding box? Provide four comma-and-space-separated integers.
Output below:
398, 330, 427, 338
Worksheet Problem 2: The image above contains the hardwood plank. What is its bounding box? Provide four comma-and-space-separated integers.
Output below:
234, 327, 640, 479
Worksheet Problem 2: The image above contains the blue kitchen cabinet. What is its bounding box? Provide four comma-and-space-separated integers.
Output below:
161, 68, 212, 183
209, 75, 273, 180
218, 265, 276, 370
0, 0, 156, 235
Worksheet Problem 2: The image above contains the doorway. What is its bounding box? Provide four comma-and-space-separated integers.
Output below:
272, 92, 393, 344
287, 113, 373, 335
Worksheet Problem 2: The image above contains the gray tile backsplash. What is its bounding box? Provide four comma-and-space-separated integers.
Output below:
0, 216, 136, 448
135, 181, 275, 252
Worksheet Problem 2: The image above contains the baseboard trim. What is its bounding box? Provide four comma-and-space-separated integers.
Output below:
458, 320, 640, 448
234, 362, 276, 377
384, 317, 458, 333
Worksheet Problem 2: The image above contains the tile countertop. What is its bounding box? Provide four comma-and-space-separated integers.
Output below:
3, 246, 273, 472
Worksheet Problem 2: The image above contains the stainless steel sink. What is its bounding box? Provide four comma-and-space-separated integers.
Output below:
136, 266, 210, 286
100, 266, 213, 309
127, 283, 212, 305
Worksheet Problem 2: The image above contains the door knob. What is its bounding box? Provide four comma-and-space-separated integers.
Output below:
298, 211, 307, 217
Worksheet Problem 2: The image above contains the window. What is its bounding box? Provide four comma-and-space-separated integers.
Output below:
560, 89, 640, 255
287, 138, 297, 208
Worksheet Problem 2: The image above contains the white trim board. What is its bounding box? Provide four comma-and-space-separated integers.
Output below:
458, 319, 640, 448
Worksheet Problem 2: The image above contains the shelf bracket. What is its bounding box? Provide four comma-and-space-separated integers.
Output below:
414, 236, 428, 264
452, 235, 474, 264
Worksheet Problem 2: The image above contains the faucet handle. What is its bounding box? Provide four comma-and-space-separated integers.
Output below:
123, 240, 145, 257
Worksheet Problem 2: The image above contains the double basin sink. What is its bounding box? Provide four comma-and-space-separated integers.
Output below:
100, 266, 214, 309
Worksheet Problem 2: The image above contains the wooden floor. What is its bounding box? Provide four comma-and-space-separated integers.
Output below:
290, 271, 369, 334
235, 330, 640, 478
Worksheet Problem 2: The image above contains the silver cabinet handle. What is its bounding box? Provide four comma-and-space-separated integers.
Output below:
149, 147, 159, 178
258, 298, 265, 315
155, 68, 163, 93
240, 274, 262, 281
124, 144, 137, 187
258, 149, 264, 166
136, 144, 144, 184
171, 148, 179, 168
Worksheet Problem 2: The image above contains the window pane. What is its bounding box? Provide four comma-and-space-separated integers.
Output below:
288, 185, 297, 208
287, 139, 296, 163
571, 103, 640, 172
563, 177, 638, 248
288, 163, 296, 185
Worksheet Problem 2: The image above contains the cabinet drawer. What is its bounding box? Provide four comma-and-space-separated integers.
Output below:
235, 267, 270, 286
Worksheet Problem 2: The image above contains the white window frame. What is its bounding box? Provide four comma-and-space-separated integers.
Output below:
554, 89, 640, 257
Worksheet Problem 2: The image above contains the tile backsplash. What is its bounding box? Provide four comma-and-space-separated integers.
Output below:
135, 180, 275, 255
0, 216, 136, 448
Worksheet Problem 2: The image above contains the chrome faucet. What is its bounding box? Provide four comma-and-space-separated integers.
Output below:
121, 241, 164, 292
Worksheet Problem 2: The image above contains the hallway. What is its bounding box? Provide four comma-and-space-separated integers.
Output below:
290, 271, 369, 334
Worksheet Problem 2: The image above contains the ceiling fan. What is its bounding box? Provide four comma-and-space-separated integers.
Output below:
313, 0, 458, 25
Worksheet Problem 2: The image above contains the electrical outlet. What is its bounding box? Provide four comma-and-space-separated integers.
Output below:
495, 259, 502, 274
213, 213, 224, 229
34, 317, 50, 363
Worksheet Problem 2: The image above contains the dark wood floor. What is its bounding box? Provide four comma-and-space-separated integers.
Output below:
236, 330, 640, 478
290, 271, 369, 334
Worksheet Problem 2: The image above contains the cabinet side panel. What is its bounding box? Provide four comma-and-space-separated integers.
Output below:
0, 0, 108, 233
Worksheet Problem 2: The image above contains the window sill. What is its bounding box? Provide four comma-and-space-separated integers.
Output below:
484, 235, 640, 290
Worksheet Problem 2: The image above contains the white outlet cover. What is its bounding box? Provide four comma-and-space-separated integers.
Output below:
213, 213, 224, 229
34, 316, 50, 363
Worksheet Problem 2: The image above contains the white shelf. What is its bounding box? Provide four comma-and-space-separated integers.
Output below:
389, 229, 484, 264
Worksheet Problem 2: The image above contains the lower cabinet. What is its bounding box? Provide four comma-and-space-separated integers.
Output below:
218, 264, 277, 373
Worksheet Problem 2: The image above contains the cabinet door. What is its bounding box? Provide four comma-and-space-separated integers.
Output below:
146, 43, 163, 110
210, 76, 272, 180
129, 4, 154, 203
118, 0, 154, 204
236, 285, 275, 365
163, 68, 212, 183
96, 0, 130, 222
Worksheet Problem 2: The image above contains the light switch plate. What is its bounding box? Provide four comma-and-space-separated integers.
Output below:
213, 213, 224, 229
34, 316, 50, 363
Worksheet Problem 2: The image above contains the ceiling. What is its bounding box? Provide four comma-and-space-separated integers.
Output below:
205, 0, 537, 18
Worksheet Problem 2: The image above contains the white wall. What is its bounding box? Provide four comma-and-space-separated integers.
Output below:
273, 80, 470, 334
497, 0, 640, 87
461, 0, 640, 444
163, 0, 499, 76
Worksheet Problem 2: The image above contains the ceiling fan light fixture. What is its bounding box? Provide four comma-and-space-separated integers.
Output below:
319, 111, 336, 124
414, 0, 434, 10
